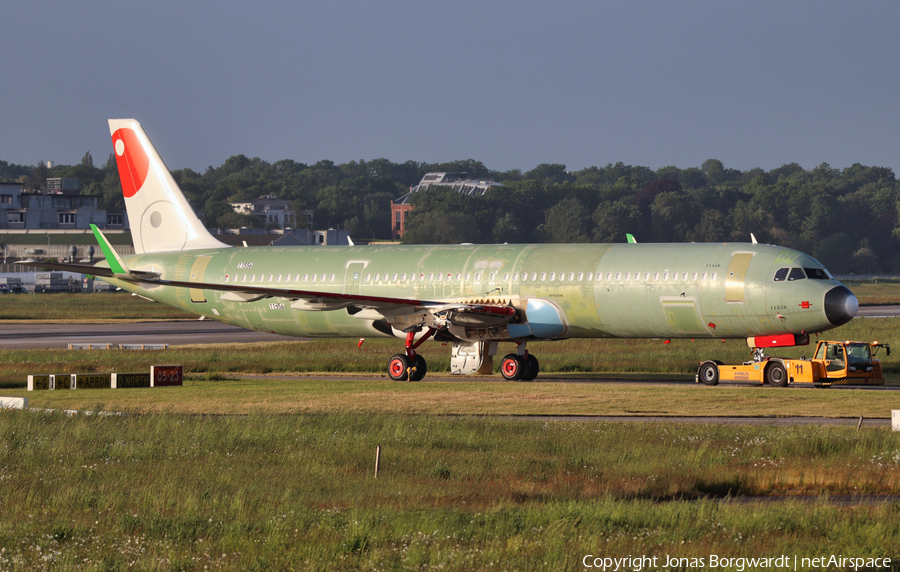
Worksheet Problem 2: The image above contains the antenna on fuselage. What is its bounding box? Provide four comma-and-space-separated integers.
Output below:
750, 233, 758, 244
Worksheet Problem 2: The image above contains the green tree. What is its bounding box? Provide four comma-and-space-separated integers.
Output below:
592, 198, 643, 243
540, 197, 591, 243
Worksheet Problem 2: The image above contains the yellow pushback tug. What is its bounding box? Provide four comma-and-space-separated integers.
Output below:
697, 340, 890, 387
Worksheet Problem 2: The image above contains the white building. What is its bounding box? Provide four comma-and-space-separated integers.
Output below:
230, 195, 310, 228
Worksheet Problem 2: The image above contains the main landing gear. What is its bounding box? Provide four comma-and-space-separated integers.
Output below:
386, 334, 542, 382
387, 329, 436, 381
500, 343, 539, 381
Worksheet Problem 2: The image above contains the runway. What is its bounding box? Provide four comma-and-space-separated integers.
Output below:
0, 320, 286, 348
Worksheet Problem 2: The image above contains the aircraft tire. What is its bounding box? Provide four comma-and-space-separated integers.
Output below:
766, 362, 788, 387
409, 355, 427, 381
388, 354, 410, 381
500, 354, 524, 381
697, 361, 719, 386
521, 355, 539, 381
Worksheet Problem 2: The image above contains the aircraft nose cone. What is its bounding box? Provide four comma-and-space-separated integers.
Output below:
824, 286, 858, 327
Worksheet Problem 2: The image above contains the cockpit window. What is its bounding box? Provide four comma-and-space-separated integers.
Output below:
773, 268, 789, 282
787, 268, 806, 281
804, 267, 830, 280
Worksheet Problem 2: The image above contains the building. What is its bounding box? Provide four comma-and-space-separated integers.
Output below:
229, 195, 311, 229
0, 181, 127, 231
390, 172, 502, 239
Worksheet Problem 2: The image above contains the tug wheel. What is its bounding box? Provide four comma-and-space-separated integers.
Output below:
766, 362, 788, 388
698, 361, 719, 386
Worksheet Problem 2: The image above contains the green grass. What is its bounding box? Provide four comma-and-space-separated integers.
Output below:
7, 376, 900, 418
0, 292, 195, 321
843, 279, 900, 306
0, 411, 898, 571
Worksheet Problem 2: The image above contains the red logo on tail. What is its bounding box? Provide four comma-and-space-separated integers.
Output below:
111, 128, 150, 198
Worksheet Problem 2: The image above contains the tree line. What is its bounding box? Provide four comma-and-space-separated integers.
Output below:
2, 154, 898, 274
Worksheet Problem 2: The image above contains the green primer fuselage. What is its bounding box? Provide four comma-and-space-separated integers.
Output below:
104, 242, 843, 342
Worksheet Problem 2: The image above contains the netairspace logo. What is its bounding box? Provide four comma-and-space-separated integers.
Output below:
581, 554, 892, 571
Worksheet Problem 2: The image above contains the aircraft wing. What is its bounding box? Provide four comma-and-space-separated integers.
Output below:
21, 236, 515, 330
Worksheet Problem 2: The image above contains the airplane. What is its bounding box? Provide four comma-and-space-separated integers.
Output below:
25, 119, 859, 382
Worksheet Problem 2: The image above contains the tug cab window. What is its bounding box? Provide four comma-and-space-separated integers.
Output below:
846, 343, 872, 367
787, 268, 806, 281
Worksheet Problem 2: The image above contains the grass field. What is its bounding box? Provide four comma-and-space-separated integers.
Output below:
1, 288, 898, 570
0, 411, 898, 571
0, 292, 194, 322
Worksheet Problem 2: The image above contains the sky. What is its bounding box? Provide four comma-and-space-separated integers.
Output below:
2, 1, 898, 175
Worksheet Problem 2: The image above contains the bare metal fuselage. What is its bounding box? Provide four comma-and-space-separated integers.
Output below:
102, 241, 850, 344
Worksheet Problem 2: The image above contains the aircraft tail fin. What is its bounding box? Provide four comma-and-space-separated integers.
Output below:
108, 119, 228, 254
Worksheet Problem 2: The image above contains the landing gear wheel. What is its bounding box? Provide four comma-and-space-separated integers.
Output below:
388, 354, 410, 381
521, 355, 539, 381
698, 361, 719, 386
766, 362, 788, 387
500, 354, 525, 381
409, 354, 427, 381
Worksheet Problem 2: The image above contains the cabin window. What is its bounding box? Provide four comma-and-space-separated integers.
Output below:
654, 272, 660, 281
615, 272, 621, 281
250, 274, 256, 283
788, 268, 806, 281
232, 275, 238, 283
455, 273, 461, 281
476, 272, 483, 281
465, 272, 471, 281
531, 272, 537, 281
773, 268, 789, 281
294, 274, 300, 282
712, 272, 718, 280
682, 272, 688, 281
513, 272, 518, 281
490, 272, 497, 281
567, 272, 574, 281
241, 274, 247, 282
549, 272, 556, 281
364, 273, 370, 282
692, 272, 698, 280
330, 273, 335, 282
392, 273, 398, 281
577, 272, 583, 281
428, 272, 434, 281
312, 274, 317, 282
540, 272, 547, 281
276, 274, 282, 282
663, 272, 669, 281
267, 274, 273, 282
504, 272, 510, 281
624, 272, 630, 281
587, 272, 593, 281
701, 272, 707, 281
